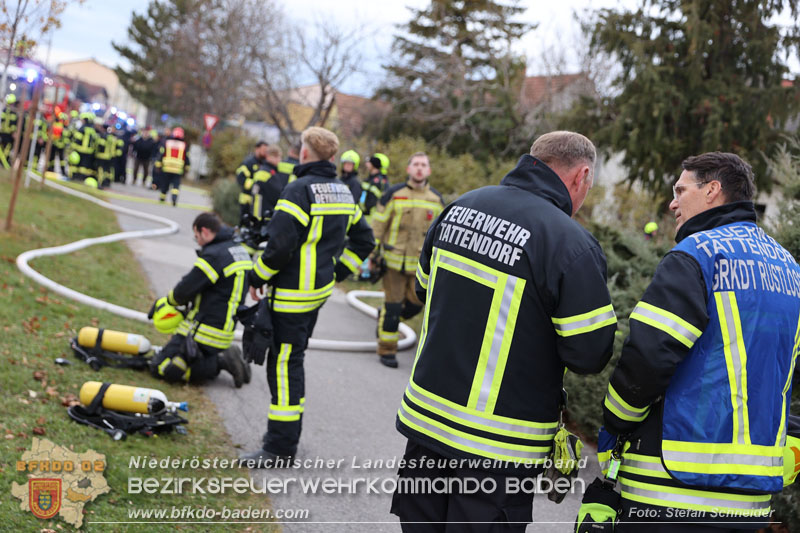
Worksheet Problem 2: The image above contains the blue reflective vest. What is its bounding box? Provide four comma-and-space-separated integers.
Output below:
665, 220, 800, 493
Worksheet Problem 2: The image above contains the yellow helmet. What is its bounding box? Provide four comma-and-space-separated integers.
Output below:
340, 150, 360, 170
152, 296, 184, 334
83, 177, 98, 188
6, 94, 16, 105
644, 221, 659, 235
374, 153, 389, 174
68, 151, 81, 165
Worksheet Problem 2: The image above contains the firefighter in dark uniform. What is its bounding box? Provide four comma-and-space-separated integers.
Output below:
1, 94, 19, 160
69, 112, 98, 183
251, 145, 289, 223
278, 141, 300, 185
371, 151, 444, 368
31, 115, 49, 172
149, 212, 251, 387
236, 141, 269, 223
240, 127, 375, 466
338, 149, 362, 203
49, 112, 70, 175
590, 152, 800, 532
390, 131, 616, 530
361, 152, 389, 217
154, 127, 190, 205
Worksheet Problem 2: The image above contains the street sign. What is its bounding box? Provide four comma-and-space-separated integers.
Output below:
203, 114, 219, 132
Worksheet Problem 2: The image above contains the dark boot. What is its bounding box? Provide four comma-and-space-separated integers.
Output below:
380, 354, 398, 368
219, 345, 247, 388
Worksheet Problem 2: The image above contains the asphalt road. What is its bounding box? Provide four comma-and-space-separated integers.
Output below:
107, 181, 600, 532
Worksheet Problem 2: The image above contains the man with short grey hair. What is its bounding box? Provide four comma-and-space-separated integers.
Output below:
390, 130, 616, 529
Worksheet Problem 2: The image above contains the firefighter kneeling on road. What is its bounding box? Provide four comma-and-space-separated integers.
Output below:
371, 151, 444, 368
149, 212, 251, 387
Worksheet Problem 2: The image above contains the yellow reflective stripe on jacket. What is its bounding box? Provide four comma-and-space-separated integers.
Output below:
194, 257, 219, 283
300, 217, 323, 291
347, 206, 363, 231
432, 248, 526, 414
407, 381, 558, 440
276, 199, 309, 226
238, 192, 253, 205
236, 165, 251, 178
224, 270, 246, 332
386, 199, 443, 247
777, 312, 800, 446
339, 248, 362, 274
223, 260, 252, 277
384, 249, 417, 272
715, 291, 752, 446
243, 177, 254, 189
372, 207, 391, 223
604, 383, 650, 422
619, 452, 671, 480
662, 440, 783, 478
272, 299, 326, 313
551, 304, 616, 337
630, 301, 702, 348
618, 476, 771, 514
398, 400, 552, 464
277, 161, 294, 175
416, 263, 429, 289
254, 256, 279, 281
310, 203, 357, 216
273, 280, 335, 302
167, 290, 178, 306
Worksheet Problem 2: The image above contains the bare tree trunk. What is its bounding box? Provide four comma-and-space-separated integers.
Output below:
5, 77, 41, 230
0, 0, 29, 103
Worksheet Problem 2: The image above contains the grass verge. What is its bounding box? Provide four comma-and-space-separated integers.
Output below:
0, 174, 277, 532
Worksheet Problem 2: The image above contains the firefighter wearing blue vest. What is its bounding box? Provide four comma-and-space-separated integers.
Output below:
594, 152, 800, 532
236, 141, 269, 222
149, 212, 251, 387
390, 131, 616, 529
239, 127, 375, 467
371, 151, 444, 368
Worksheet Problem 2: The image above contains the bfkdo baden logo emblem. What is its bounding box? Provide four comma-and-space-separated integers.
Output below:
29, 478, 62, 519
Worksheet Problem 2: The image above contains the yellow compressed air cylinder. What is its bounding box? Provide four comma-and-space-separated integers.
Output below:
79, 381, 172, 414
78, 326, 151, 355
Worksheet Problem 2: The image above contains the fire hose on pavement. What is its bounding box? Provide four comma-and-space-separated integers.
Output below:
15, 171, 417, 352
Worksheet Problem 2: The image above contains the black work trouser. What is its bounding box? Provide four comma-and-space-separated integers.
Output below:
262, 308, 319, 457
390, 440, 540, 533
158, 172, 181, 202
114, 156, 127, 183
95, 159, 114, 187
149, 334, 220, 384
70, 152, 94, 181
133, 157, 150, 185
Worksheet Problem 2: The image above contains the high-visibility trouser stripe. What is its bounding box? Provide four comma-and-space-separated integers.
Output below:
629, 301, 702, 348
300, 217, 323, 291
715, 291, 751, 445
272, 299, 327, 313
254, 256, 279, 281
194, 257, 219, 283
338, 248, 362, 274
268, 404, 302, 422
274, 281, 335, 301
310, 203, 356, 216
398, 400, 552, 464
276, 199, 309, 226
662, 441, 783, 477
158, 356, 191, 381
239, 192, 253, 205
619, 477, 772, 514
416, 263, 429, 289
406, 382, 557, 441
604, 383, 650, 422
223, 261, 252, 277
551, 304, 617, 337
777, 312, 800, 446
224, 270, 246, 332
431, 249, 525, 414
275, 343, 291, 407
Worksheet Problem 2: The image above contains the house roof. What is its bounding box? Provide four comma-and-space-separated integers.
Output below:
334, 92, 390, 139
519, 73, 589, 110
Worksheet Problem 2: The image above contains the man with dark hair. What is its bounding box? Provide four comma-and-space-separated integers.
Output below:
595, 152, 800, 531
236, 141, 269, 223
391, 131, 616, 529
240, 127, 375, 466
251, 145, 289, 222
361, 153, 389, 217
149, 212, 252, 387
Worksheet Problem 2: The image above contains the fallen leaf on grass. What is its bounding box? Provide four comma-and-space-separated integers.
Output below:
4, 434, 14, 440
36, 416, 46, 425
33, 427, 45, 435
60, 394, 79, 407
28, 390, 37, 398
33, 370, 46, 381
46, 387, 58, 397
